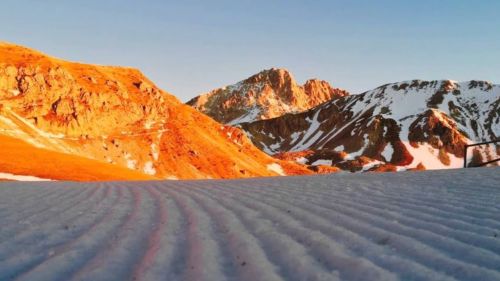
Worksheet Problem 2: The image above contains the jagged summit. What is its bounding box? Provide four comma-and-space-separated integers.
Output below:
187, 68, 348, 124
242, 68, 296, 87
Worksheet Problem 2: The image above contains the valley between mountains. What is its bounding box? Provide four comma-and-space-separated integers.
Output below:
0, 42, 498, 180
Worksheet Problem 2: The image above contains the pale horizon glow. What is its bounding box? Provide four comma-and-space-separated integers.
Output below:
2, 0, 500, 101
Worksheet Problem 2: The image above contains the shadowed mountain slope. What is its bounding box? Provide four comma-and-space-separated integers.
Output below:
240, 80, 499, 171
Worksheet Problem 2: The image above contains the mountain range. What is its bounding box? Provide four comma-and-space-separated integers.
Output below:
191, 71, 499, 172
0, 42, 498, 180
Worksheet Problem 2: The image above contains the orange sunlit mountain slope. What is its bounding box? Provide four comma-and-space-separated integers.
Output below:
0, 42, 311, 180
0, 135, 155, 181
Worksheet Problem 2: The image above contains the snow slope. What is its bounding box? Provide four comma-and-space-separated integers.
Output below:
242, 80, 499, 171
0, 167, 499, 280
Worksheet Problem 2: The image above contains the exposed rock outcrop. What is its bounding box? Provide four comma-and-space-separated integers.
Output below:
187, 68, 348, 124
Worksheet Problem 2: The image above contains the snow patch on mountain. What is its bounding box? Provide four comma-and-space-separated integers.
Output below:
143, 161, 156, 175
0, 172, 54, 181
381, 144, 394, 162
311, 159, 333, 166
267, 163, 286, 176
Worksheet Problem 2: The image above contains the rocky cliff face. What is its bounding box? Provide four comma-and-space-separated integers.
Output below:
241, 80, 500, 172
0, 42, 311, 180
187, 68, 348, 125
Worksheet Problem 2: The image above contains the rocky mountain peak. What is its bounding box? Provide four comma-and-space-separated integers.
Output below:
187, 68, 348, 124
303, 79, 349, 102
244, 68, 296, 90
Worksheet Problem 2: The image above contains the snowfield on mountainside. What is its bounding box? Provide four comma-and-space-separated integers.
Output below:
1, 167, 500, 281
241, 80, 499, 172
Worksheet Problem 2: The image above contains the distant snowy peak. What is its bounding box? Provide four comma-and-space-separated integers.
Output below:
241, 79, 500, 172
187, 68, 349, 125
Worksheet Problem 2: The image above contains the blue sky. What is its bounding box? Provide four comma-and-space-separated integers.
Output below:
2, 0, 499, 101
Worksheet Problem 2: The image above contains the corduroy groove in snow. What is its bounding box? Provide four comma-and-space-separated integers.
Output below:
0, 167, 499, 281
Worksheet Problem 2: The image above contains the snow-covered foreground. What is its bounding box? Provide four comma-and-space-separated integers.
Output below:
0, 168, 499, 281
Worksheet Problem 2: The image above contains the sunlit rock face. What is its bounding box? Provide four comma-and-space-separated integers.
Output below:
187, 68, 348, 125
0, 42, 311, 180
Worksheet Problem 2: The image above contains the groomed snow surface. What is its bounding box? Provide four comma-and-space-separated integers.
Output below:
1, 167, 499, 281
